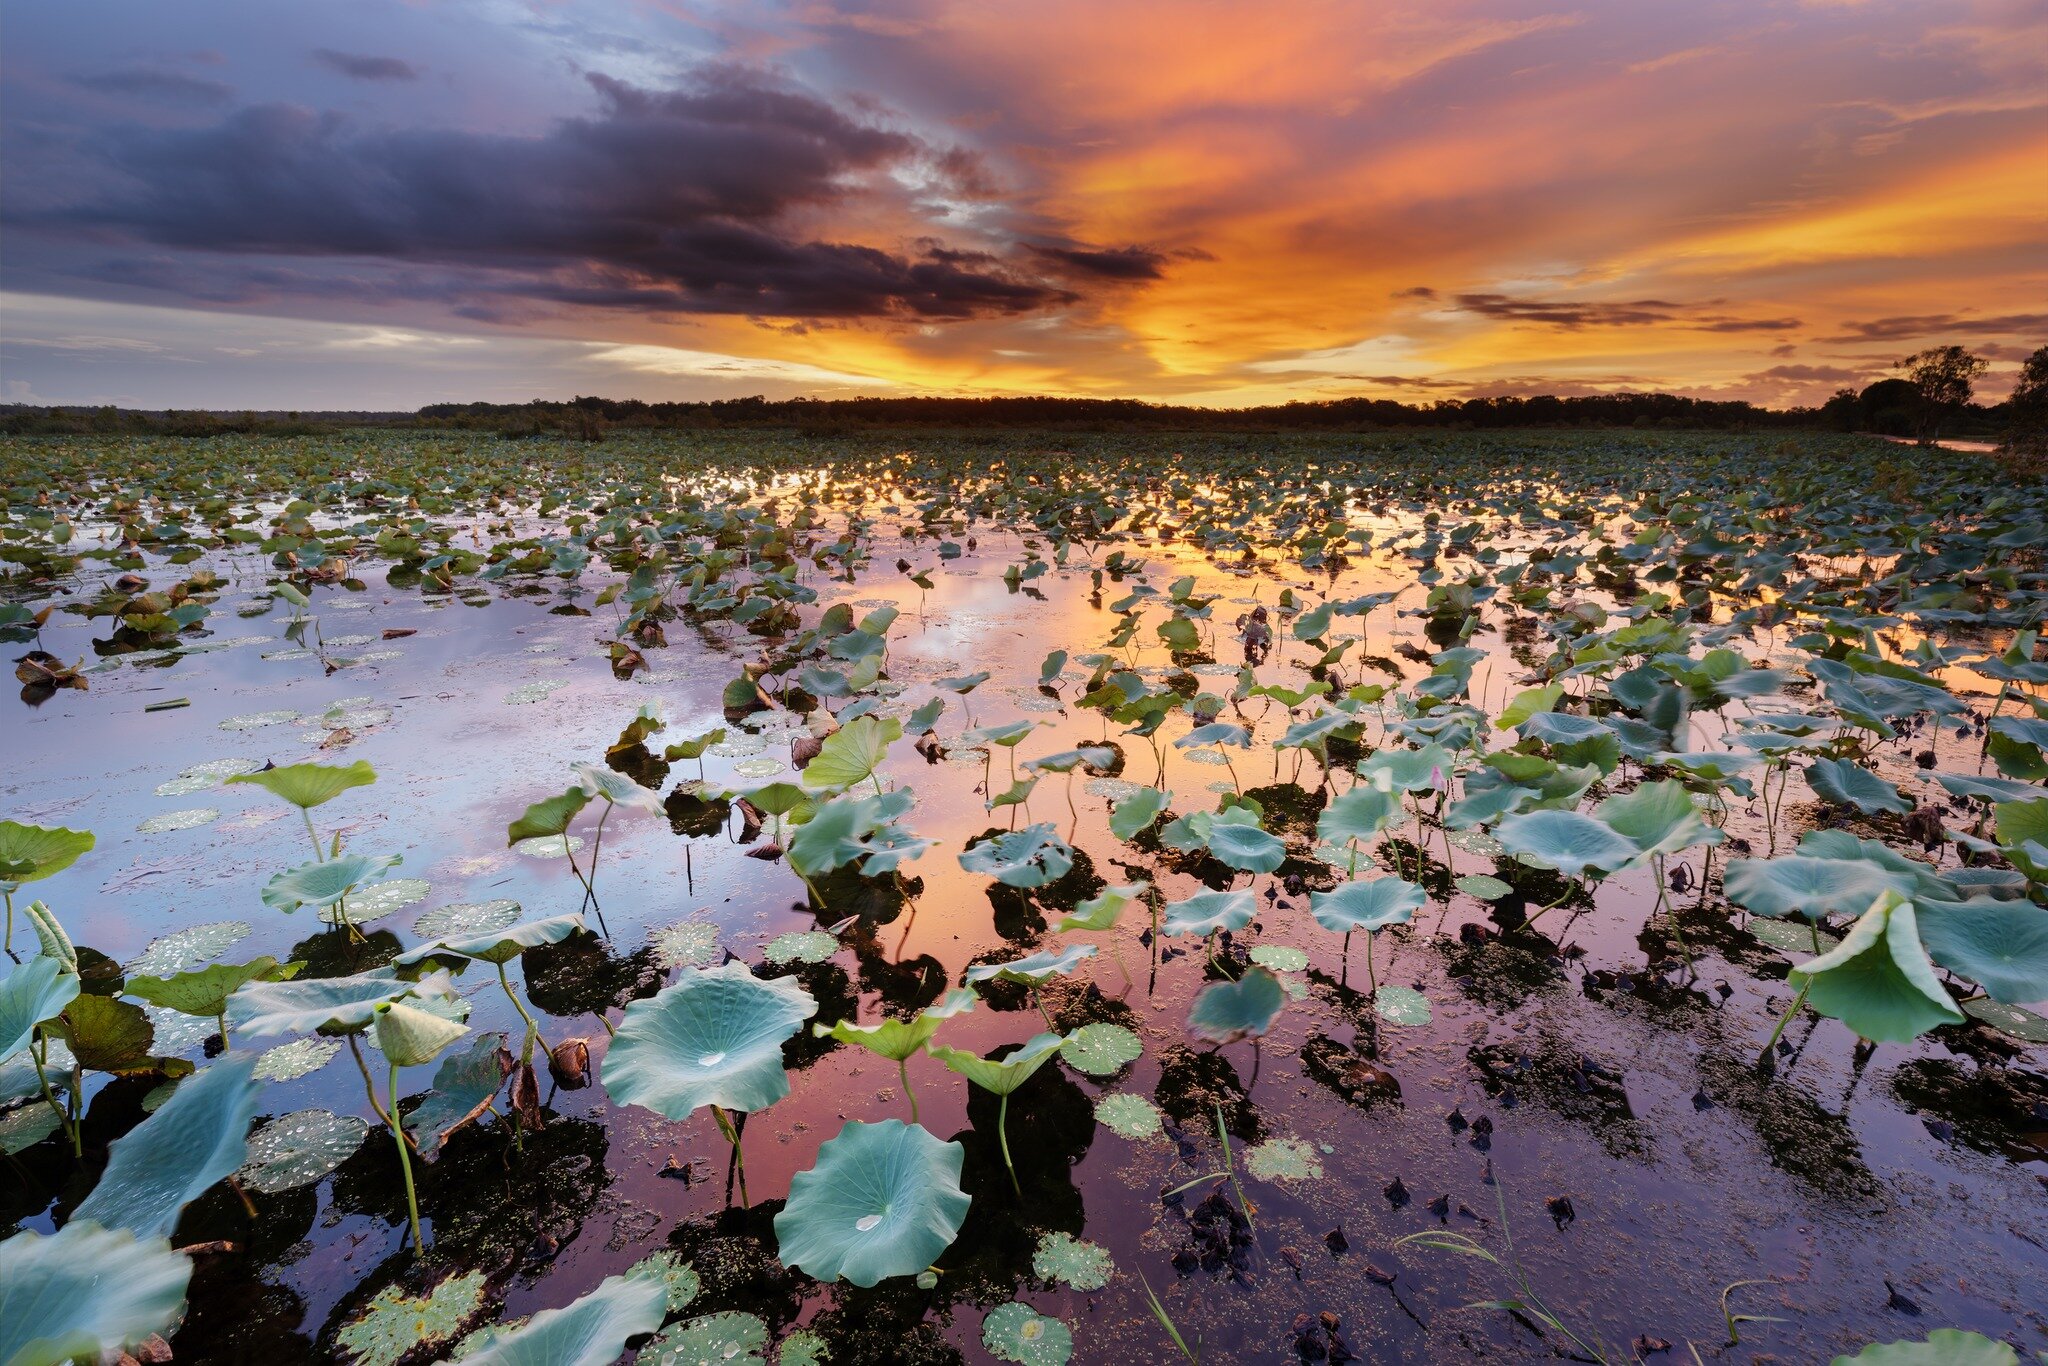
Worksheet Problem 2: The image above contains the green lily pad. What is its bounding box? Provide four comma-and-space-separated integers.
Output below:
1032, 1231, 1113, 1290
763, 931, 838, 966
1746, 918, 1841, 956
137, 808, 219, 834
650, 921, 722, 969
1829, 1329, 2018, 1365
513, 834, 585, 858
414, 900, 523, 939
124, 921, 250, 977
775, 1118, 970, 1287
604, 961, 818, 1119
1959, 996, 2048, 1043
255, 1035, 340, 1082
237, 1108, 368, 1193
982, 1303, 1072, 1366
1248, 944, 1309, 972
0, 1222, 192, 1366
638, 1311, 768, 1366
1094, 1092, 1163, 1140
332, 877, 430, 925
1060, 1022, 1143, 1076
1245, 1135, 1325, 1182
1373, 985, 1432, 1025
776, 1330, 828, 1366
337, 1269, 490, 1366
624, 1249, 701, 1315
1454, 874, 1513, 901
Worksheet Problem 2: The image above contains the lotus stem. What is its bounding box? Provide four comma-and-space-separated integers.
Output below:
899, 1057, 920, 1123
387, 1063, 426, 1252
348, 1035, 414, 1148
713, 1104, 749, 1204
3, 888, 12, 956
998, 1091, 1021, 1199
30, 1032, 80, 1157
1365, 931, 1377, 997
1759, 978, 1812, 1065
301, 809, 324, 862
496, 961, 545, 1063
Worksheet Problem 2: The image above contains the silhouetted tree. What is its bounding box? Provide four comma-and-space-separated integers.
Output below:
1896, 345, 1988, 442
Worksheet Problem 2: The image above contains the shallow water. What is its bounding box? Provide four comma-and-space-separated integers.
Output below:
3, 431, 2045, 1364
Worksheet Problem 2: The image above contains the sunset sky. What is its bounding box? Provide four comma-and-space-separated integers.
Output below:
3, 0, 2043, 410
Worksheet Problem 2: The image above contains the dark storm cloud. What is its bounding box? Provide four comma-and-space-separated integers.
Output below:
1818, 312, 2048, 343
21, 67, 1077, 321
1028, 245, 1169, 280
310, 50, 420, 82
71, 68, 233, 104
1445, 291, 1799, 332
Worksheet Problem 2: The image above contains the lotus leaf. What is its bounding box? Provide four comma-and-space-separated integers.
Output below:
982, 1302, 1072, 1366
372, 1000, 470, 1069
1310, 877, 1425, 933
0, 1222, 192, 1366
1108, 786, 1170, 840
604, 961, 818, 1118
447, 1271, 667, 1366
394, 912, 584, 968
1915, 901, 2048, 1005
959, 824, 1074, 888
260, 852, 404, 914
1829, 1330, 2018, 1366
230, 967, 458, 1037
775, 1118, 971, 1286
1055, 881, 1149, 932
74, 1053, 261, 1238
408, 1031, 512, 1157
236, 1108, 368, 1193
226, 759, 376, 809
930, 1032, 1066, 1095
1187, 967, 1285, 1043
1060, 1022, 1142, 1076
1804, 758, 1911, 815
1496, 809, 1639, 878
965, 944, 1097, 985
1161, 889, 1256, 937
1788, 892, 1963, 1043
1, 955, 79, 1063
813, 988, 976, 1060
0, 821, 94, 884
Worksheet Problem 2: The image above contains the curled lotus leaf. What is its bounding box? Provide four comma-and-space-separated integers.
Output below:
2, 955, 81, 1063
1495, 809, 1639, 879
1108, 786, 1170, 841
1055, 881, 1149, 933
812, 988, 975, 1061
1803, 758, 1911, 816
1788, 892, 1963, 1043
571, 761, 665, 813
372, 1000, 470, 1069
929, 1032, 1066, 1095
959, 823, 1074, 888
1723, 855, 1907, 921
393, 912, 585, 968
774, 1118, 971, 1287
603, 961, 818, 1118
228, 967, 458, 1038
965, 944, 1097, 986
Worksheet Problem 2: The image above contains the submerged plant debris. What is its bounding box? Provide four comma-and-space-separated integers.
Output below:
1, 428, 2044, 1364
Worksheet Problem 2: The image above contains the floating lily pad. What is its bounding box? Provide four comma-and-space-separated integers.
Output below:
1059, 1022, 1143, 1076
982, 1303, 1072, 1366
124, 921, 251, 977
776, 1331, 828, 1366
137, 807, 220, 834
330, 877, 430, 925
1033, 1231, 1113, 1290
1746, 918, 1840, 956
625, 1250, 701, 1315
638, 1311, 768, 1366
651, 921, 722, 969
1248, 944, 1309, 972
1454, 874, 1513, 901
1960, 997, 2048, 1043
604, 962, 817, 1118
414, 900, 524, 940
1245, 1135, 1325, 1183
220, 709, 301, 731
763, 931, 838, 965
504, 679, 568, 704
1373, 986, 1432, 1026
237, 1108, 367, 1193
337, 1269, 491, 1366
253, 1036, 341, 1082
513, 835, 585, 858
0, 1101, 61, 1154
1093, 1092, 1164, 1140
